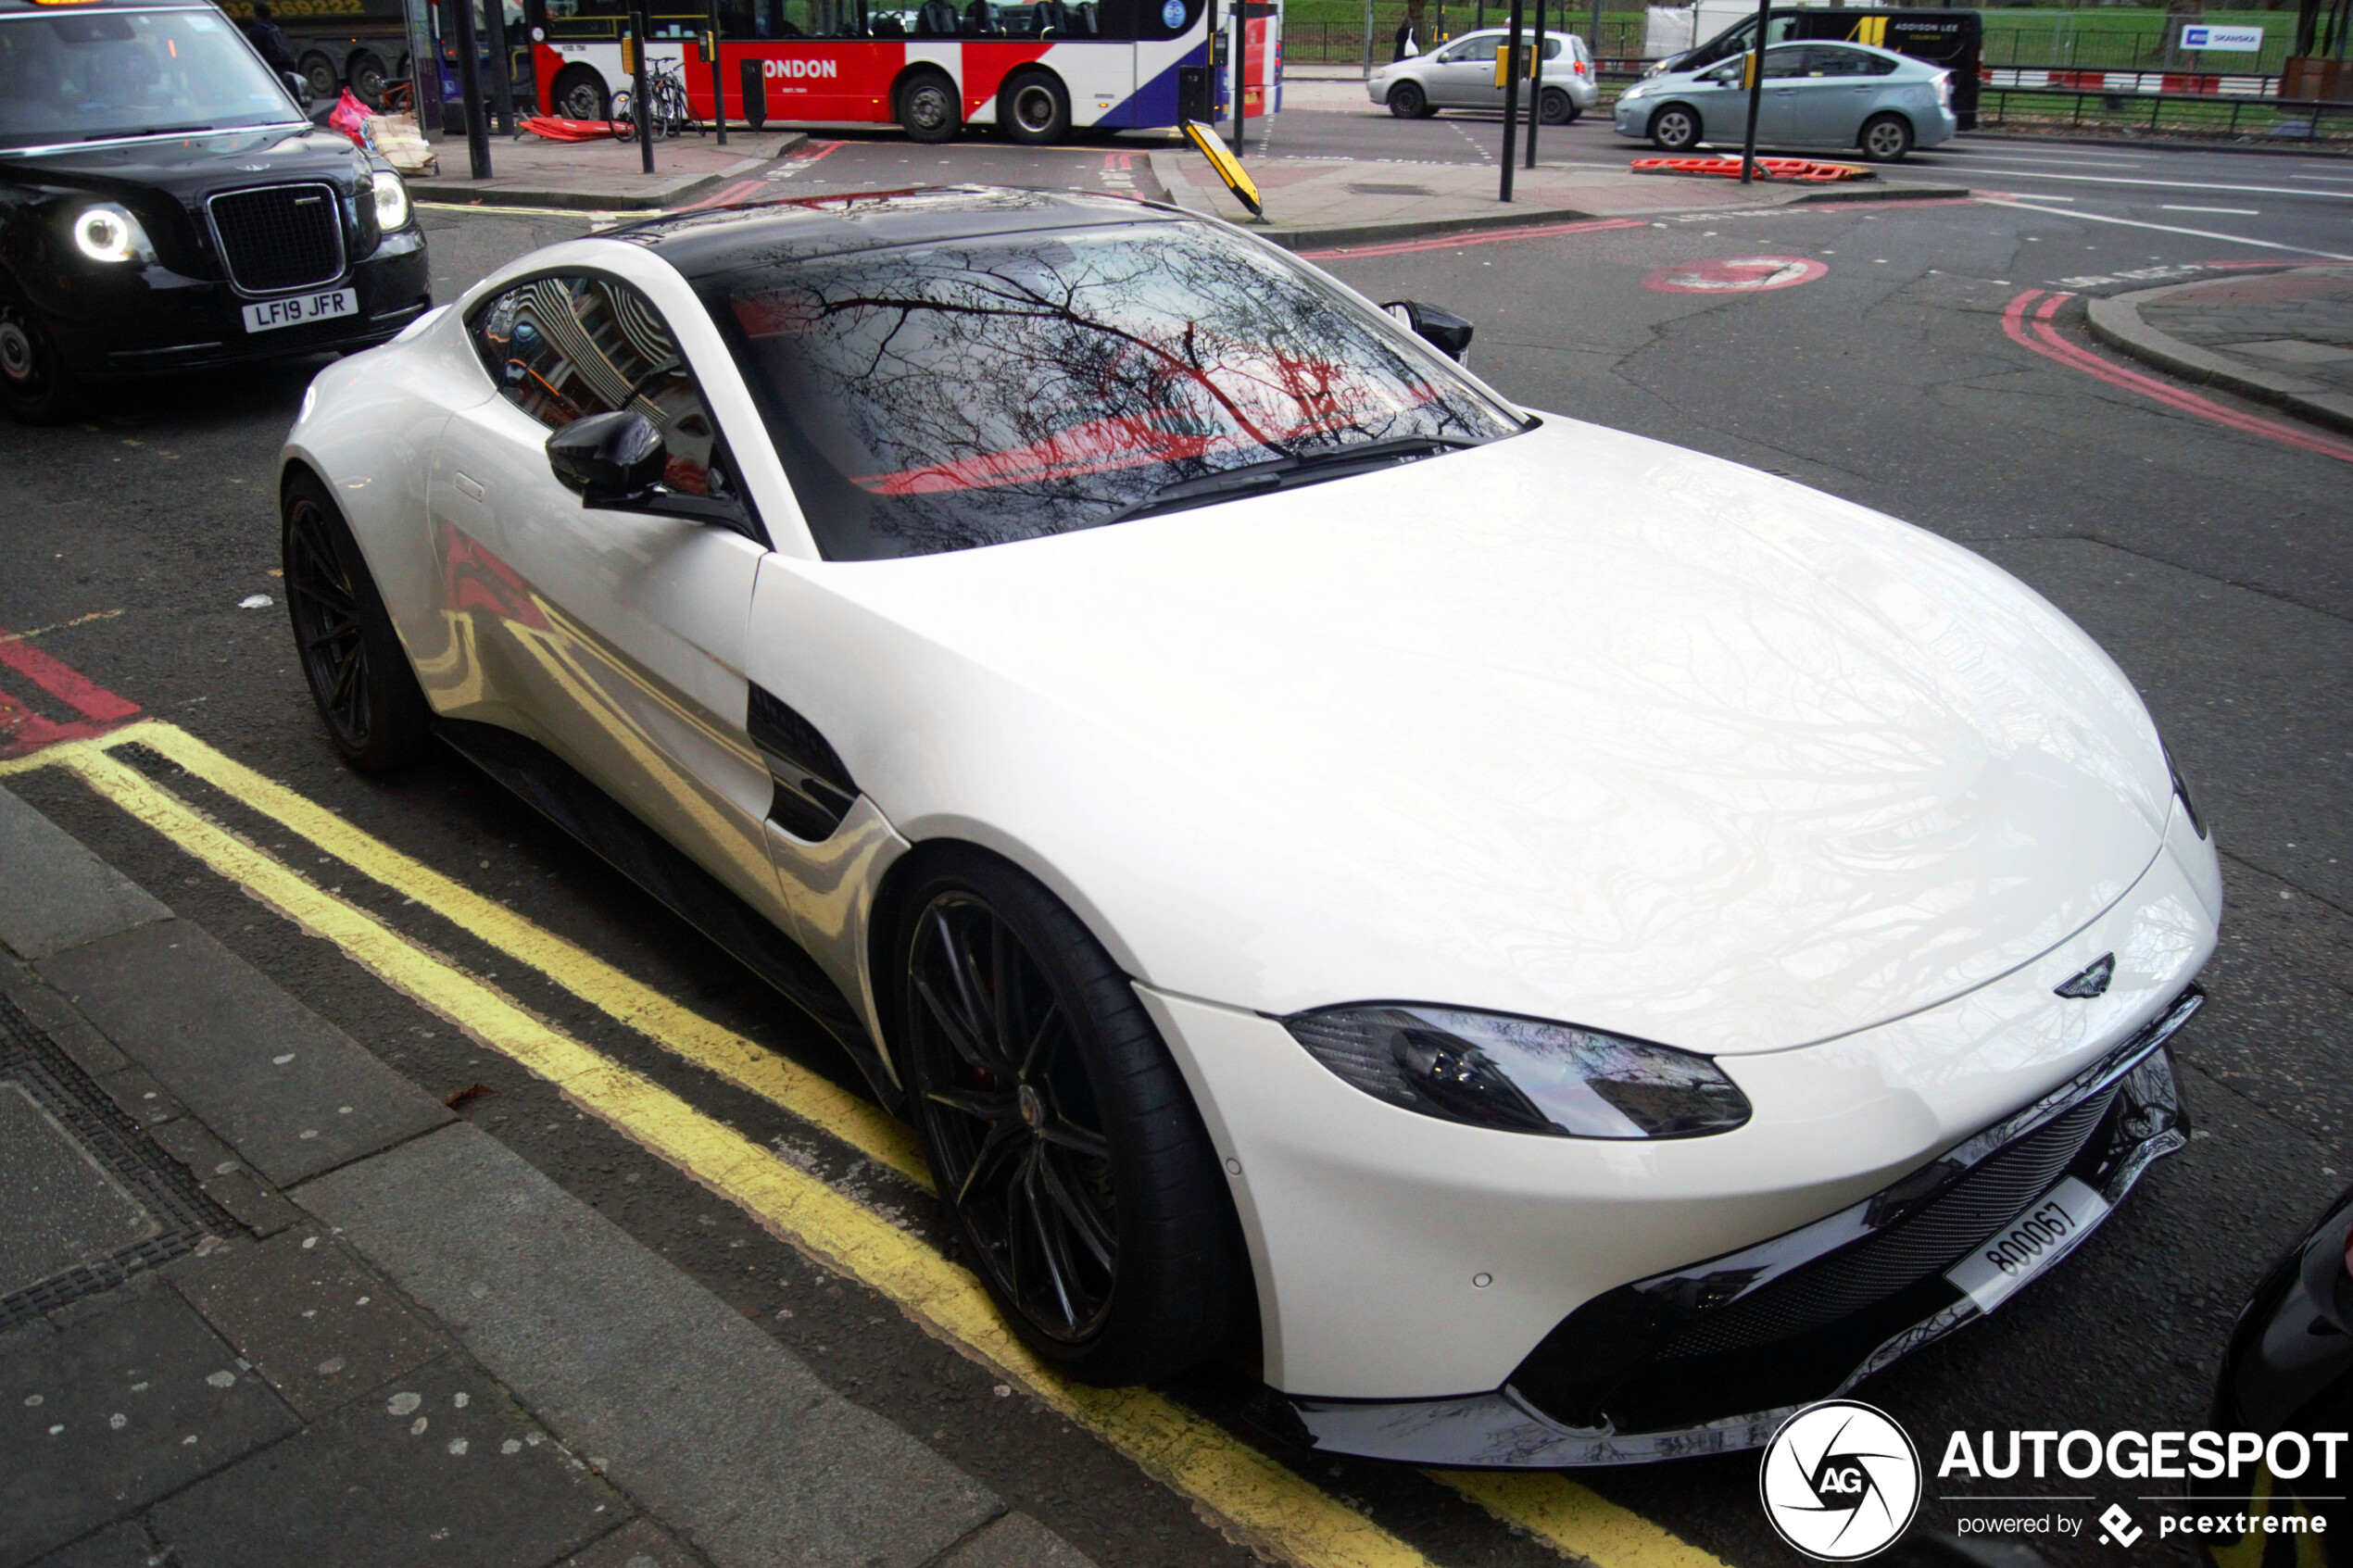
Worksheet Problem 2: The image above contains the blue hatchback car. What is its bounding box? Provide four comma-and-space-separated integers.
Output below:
1613, 41, 1957, 160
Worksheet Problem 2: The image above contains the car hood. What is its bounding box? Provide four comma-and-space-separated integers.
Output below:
784, 416, 2171, 1057
0, 126, 360, 199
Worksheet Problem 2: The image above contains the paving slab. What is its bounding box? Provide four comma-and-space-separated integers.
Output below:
2086, 264, 2353, 435
39, 920, 451, 1187
299, 1123, 1007, 1568
149, 1351, 624, 1568
0, 790, 169, 965
410, 127, 806, 210
940, 1511, 1101, 1568
172, 1228, 452, 1420
563, 1518, 711, 1568
0, 1286, 297, 1567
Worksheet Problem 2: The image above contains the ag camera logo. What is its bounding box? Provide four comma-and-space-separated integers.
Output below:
1760, 1400, 1923, 1561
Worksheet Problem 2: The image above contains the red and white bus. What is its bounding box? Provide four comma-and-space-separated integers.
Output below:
523, 0, 1279, 144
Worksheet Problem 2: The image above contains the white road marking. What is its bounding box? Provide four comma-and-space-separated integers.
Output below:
2290, 171, 2353, 182
2163, 204, 2260, 215
1978, 195, 2353, 259
1961, 169, 2353, 200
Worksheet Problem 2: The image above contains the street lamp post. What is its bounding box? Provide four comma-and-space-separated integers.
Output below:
448, 0, 493, 177
706, 0, 727, 144
1739, 0, 1769, 182
630, 0, 654, 174
1524, 0, 1544, 167
1498, 0, 1522, 199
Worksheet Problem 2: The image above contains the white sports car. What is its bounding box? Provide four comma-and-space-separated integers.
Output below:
280, 186, 2220, 1466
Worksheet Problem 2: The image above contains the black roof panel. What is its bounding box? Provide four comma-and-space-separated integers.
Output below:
616, 185, 1194, 279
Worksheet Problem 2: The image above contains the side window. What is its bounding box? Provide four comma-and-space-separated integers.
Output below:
1804, 46, 1868, 76
1761, 46, 1805, 79
471, 274, 736, 499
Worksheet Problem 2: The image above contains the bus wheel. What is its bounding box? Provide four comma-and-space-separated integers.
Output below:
300, 51, 340, 101
348, 50, 391, 107
898, 70, 960, 144
1000, 69, 1069, 144
552, 65, 610, 122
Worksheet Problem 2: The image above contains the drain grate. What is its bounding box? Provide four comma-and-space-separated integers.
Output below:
0, 993, 231, 1330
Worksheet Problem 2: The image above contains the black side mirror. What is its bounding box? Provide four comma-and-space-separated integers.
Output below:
1382, 300, 1474, 362
547, 410, 666, 505
282, 69, 313, 107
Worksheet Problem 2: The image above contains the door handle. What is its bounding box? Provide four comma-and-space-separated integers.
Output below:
456, 472, 487, 502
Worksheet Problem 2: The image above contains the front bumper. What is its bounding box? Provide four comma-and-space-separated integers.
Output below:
1286, 996, 2195, 1465
1612, 95, 1652, 137
43, 229, 430, 381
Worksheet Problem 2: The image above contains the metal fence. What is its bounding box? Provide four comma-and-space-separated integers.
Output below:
1977, 83, 2353, 140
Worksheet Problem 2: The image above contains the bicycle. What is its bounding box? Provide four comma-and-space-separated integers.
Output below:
610, 57, 701, 140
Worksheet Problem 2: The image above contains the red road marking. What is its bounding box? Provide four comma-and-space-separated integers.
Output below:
2001, 289, 2353, 465
0, 622, 140, 759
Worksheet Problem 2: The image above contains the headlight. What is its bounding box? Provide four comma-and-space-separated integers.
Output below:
71, 204, 152, 264
371, 169, 411, 231
1284, 1004, 1752, 1139
1618, 80, 1651, 101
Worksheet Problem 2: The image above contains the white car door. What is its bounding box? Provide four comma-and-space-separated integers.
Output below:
432, 270, 792, 928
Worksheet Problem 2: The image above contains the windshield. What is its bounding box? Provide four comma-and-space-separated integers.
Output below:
703, 221, 1524, 560
0, 7, 299, 151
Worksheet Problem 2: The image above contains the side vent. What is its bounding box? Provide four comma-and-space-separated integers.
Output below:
747, 684, 859, 842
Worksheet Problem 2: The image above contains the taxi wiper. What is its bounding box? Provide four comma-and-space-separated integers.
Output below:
85, 124, 214, 140
1106, 434, 1484, 525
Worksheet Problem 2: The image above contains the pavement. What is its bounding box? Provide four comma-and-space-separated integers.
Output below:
409, 125, 809, 210
2088, 263, 2353, 433
0, 786, 1088, 1568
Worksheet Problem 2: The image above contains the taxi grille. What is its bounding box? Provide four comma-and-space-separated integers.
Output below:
208, 183, 345, 294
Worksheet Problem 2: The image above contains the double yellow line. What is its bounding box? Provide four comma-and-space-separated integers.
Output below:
3, 721, 1727, 1568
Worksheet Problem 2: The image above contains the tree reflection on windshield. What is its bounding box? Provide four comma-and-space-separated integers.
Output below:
708, 221, 1522, 559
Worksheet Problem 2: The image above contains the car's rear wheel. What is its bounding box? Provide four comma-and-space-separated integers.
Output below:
1387, 80, 1428, 118
894, 849, 1245, 1385
1000, 69, 1070, 144
0, 304, 82, 425
552, 64, 609, 122
282, 470, 434, 772
897, 69, 960, 143
1538, 85, 1577, 124
1858, 112, 1912, 162
1648, 103, 1701, 151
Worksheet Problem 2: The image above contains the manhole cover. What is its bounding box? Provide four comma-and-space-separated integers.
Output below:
0, 994, 229, 1328
1347, 182, 1435, 196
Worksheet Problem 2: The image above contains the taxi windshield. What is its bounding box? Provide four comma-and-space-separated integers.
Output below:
0, 6, 300, 151
703, 221, 1525, 560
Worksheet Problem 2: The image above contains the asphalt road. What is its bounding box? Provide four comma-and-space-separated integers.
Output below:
3, 151, 2349, 1568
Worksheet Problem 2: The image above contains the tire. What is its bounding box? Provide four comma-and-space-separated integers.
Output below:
897, 69, 960, 143
1648, 103, 1701, 152
892, 849, 1247, 1385
300, 50, 340, 101
1858, 111, 1913, 162
999, 68, 1069, 144
1538, 85, 1575, 124
0, 303, 82, 425
282, 469, 434, 773
1386, 79, 1427, 119
551, 64, 609, 122
348, 50, 391, 107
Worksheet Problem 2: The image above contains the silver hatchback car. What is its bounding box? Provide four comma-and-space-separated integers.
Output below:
1612, 41, 1956, 160
1368, 28, 1601, 124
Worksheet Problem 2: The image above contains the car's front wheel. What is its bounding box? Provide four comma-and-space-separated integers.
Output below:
1387, 80, 1428, 119
282, 470, 434, 772
1648, 104, 1701, 152
0, 304, 81, 425
894, 849, 1246, 1385
1858, 112, 1913, 162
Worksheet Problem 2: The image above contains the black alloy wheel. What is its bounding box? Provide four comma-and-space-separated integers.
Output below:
0, 304, 81, 425
1000, 69, 1069, 144
896, 852, 1246, 1384
899, 71, 960, 143
282, 470, 434, 772
1387, 79, 1427, 118
1538, 85, 1576, 123
1859, 112, 1913, 162
553, 65, 610, 121
1649, 103, 1701, 151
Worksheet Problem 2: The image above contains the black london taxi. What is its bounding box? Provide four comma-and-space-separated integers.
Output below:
0, 0, 429, 421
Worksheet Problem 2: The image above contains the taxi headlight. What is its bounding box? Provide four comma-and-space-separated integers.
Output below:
371, 169, 411, 231
71, 204, 152, 264
1284, 1004, 1752, 1139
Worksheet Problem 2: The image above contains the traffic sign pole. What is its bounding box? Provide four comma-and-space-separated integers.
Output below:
1738, 0, 1768, 183
1498, 0, 1523, 201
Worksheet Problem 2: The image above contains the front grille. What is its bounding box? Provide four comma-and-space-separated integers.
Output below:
1659, 1087, 2117, 1359
207, 182, 345, 295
